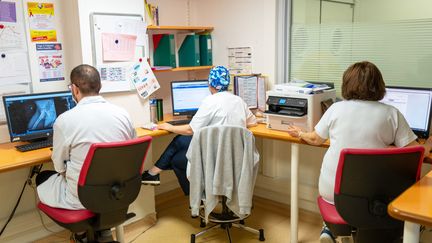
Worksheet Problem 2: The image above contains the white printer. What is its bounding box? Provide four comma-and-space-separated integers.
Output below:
265, 83, 336, 132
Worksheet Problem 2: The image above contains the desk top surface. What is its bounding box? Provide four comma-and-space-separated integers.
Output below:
388, 170, 432, 227
0, 124, 308, 173
0, 142, 52, 172
0, 122, 428, 173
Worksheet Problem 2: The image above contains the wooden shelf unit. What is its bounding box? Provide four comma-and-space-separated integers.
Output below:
153, 66, 213, 73
148, 25, 214, 73
147, 25, 213, 33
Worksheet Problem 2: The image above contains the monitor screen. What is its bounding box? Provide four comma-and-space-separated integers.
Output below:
171, 80, 211, 116
380, 86, 432, 138
3, 91, 76, 142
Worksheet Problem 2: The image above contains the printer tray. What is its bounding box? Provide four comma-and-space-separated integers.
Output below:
266, 113, 309, 132
266, 110, 305, 117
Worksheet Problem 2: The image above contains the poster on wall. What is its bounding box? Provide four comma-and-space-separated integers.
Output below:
27, 2, 57, 42
36, 43, 64, 82
228, 47, 253, 75
0, 1, 17, 23
128, 61, 160, 99
0, 1, 25, 49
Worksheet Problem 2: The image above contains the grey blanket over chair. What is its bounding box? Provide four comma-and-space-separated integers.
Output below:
187, 125, 260, 222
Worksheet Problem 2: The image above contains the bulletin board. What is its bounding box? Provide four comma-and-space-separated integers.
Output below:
0, 0, 32, 123
90, 12, 148, 93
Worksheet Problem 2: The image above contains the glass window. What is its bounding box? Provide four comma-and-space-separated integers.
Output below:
289, 0, 432, 96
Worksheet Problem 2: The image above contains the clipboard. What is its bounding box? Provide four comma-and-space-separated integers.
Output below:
234, 75, 267, 111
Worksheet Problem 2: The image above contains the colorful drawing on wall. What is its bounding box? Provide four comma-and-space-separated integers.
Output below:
0, 1, 25, 49
0, 1, 17, 23
36, 43, 65, 82
27, 2, 57, 42
129, 61, 160, 99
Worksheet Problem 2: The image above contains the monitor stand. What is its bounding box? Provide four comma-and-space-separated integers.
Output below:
23, 136, 53, 144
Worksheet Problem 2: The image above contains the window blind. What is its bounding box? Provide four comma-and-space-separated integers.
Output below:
290, 19, 432, 96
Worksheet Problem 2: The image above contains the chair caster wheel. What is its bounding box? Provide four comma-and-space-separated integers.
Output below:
259, 229, 265, 241
239, 219, 245, 225
191, 234, 196, 243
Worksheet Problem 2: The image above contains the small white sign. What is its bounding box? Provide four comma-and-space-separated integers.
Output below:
228, 46, 252, 75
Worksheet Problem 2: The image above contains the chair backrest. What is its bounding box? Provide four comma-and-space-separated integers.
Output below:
188, 125, 259, 220
77, 136, 152, 213
334, 146, 424, 229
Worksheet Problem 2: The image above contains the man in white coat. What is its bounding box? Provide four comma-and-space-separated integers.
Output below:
36, 64, 136, 241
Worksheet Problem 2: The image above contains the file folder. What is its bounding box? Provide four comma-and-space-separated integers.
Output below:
153, 34, 176, 68
199, 34, 213, 66
178, 35, 200, 67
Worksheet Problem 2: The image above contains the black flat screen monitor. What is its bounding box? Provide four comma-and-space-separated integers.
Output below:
380, 86, 432, 138
171, 80, 211, 117
3, 91, 76, 142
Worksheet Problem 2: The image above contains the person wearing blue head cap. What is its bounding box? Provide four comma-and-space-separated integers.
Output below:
208, 66, 230, 92
142, 66, 257, 195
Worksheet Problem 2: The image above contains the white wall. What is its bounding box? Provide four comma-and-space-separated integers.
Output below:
190, 0, 276, 81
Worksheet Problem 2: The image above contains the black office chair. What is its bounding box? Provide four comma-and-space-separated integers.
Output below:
38, 136, 152, 243
318, 146, 424, 243
187, 125, 265, 243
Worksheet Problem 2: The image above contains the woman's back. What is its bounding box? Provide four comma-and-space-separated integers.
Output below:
316, 100, 416, 203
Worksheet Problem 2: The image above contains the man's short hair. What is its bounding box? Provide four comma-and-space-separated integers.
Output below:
341, 61, 386, 101
70, 64, 101, 95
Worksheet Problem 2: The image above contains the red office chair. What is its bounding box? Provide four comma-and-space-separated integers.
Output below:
317, 146, 424, 243
38, 136, 152, 243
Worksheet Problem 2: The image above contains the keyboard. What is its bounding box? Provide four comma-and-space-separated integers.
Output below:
166, 119, 191, 125
15, 139, 53, 152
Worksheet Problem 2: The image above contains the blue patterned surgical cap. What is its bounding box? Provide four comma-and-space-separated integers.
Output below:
208, 66, 230, 92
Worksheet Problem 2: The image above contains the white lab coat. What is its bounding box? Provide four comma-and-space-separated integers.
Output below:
315, 100, 417, 204
188, 91, 256, 133
37, 96, 136, 209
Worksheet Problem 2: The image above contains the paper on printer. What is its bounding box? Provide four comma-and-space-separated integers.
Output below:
274, 80, 332, 94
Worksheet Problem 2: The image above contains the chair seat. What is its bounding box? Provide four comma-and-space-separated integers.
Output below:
317, 196, 347, 225
38, 202, 96, 224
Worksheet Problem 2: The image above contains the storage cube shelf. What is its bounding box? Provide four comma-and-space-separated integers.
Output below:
152, 66, 213, 73
148, 25, 214, 72
147, 25, 214, 33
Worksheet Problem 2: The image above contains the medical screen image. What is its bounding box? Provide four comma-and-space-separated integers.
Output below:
27, 99, 57, 131
3, 93, 75, 140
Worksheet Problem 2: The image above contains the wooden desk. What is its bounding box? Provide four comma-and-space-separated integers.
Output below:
0, 128, 169, 173
0, 142, 52, 173
249, 124, 330, 147
388, 170, 432, 243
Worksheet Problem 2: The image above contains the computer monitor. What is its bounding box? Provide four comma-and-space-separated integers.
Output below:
3, 91, 76, 142
171, 80, 211, 117
380, 86, 432, 138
